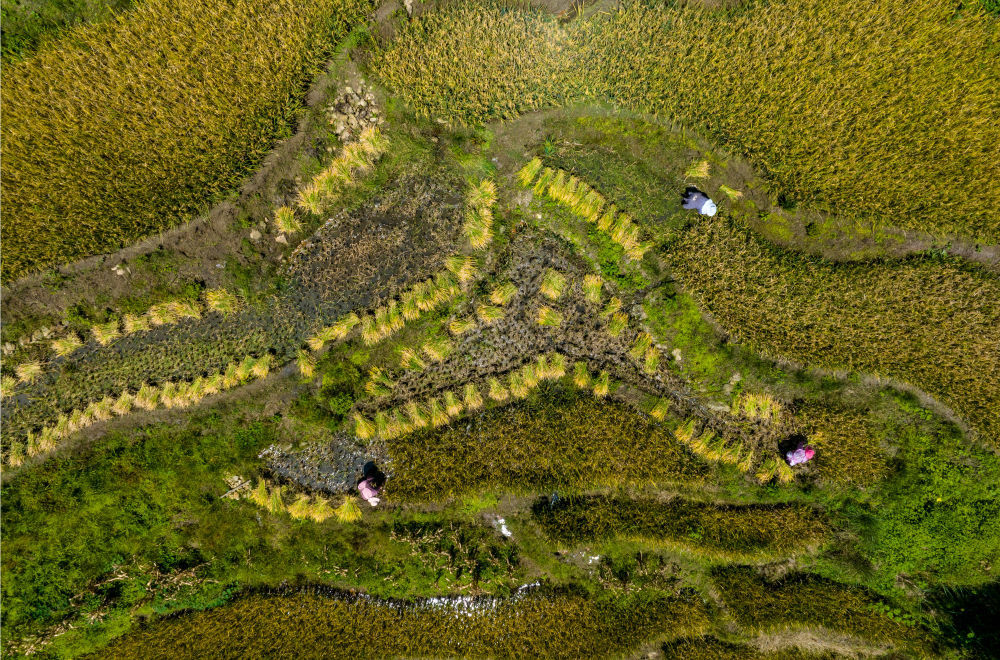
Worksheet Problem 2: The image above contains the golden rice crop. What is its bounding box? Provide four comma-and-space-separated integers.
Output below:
2, 0, 374, 276
669, 214, 1000, 443
375, 0, 1000, 239
589, 0, 1000, 241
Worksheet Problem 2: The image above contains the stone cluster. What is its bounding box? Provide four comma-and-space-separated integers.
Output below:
327, 81, 381, 143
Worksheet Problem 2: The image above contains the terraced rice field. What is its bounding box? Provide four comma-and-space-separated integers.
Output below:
1, 0, 998, 658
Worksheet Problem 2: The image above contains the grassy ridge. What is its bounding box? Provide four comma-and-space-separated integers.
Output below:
667, 215, 1000, 444
0, 0, 372, 277
97, 589, 710, 659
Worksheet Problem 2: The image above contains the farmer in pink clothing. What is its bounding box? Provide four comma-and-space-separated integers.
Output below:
357, 461, 386, 507
786, 442, 815, 467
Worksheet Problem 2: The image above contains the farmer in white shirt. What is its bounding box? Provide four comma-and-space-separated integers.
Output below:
682, 186, 717, 216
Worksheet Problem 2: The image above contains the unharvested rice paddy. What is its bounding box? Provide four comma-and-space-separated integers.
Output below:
1, 0, 997, 657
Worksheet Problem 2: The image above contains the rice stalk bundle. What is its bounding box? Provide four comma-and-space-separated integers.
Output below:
360, 315, 380, 346
629, 332, 653, 361
308, 497, 336, 523
735, 391, 783, 424
582, 274, 603, 304
477, 304, 504, 324
204, 289, 240, 315
643, 347, 660, 374
146, 303, 177, 327
422, 337, 453, 362
449, 316, 476, 335
719, 184, 743, 201
674, 419, 699, 445
464, 383, 483, 410
1, 375, 18, 399
234, 356, 256, 382
685, 160, 710, 179
445, 255, 480, 285
267, 484, 286, 515
354, 413, 376, 440
250, 355, 272, 379
123, 313, 151, 334
573, 361, 591, 388
286, 494, 313, 519
444, 391, 463, 417
112, 392, 134, 416
467, 177, 497, 209
522, 363, 540, 389
135, 383, 160, 410
399, 347, 426, 371
533, 167, 555, 195
91, 321, 121, 346
51, 334, 83, 357
6, 442, 25, 467
15, 361, 42, 384
540, 353, 566, 380
297, 350, 317, 379
537, 306, 563, 327
540, 269, 567, 300
364, 366, 395, 396
490, 282, 518, 306
517, 157, 543, 187
273, 206, 301, 234
405, 401, 428, 429
607, 312, 628, 337
249, 481, 270, 509
171, 300, 202, 321
508, 372, 530, 399
601, 296, 622, 318
427, 398, 450, 427
593, 371, 610, 398
488, 377, 508, 402
650, 398, 671, 421
334, 496, 362, 523
463, 206, 493, 249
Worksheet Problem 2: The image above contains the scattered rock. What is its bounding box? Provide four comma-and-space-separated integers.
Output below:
249, 229, 262, 241
672, 348, 683, 362
275, 234, 288, 245
326, 79, 383, 144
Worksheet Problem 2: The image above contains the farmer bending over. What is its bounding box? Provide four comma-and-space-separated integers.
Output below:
682, 186, 717, 216
357, 460, 386, 507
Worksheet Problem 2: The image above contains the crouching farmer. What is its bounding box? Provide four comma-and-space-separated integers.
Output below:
682, 186, 718, 216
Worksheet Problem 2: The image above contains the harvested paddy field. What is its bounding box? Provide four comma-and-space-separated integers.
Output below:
1, 0, 998, 658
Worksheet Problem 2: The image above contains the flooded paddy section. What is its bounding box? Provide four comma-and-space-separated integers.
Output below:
96, 585, 710, 659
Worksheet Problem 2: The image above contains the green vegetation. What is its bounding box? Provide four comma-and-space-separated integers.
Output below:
532, 495, 827, 560
1, 0, 373, 276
